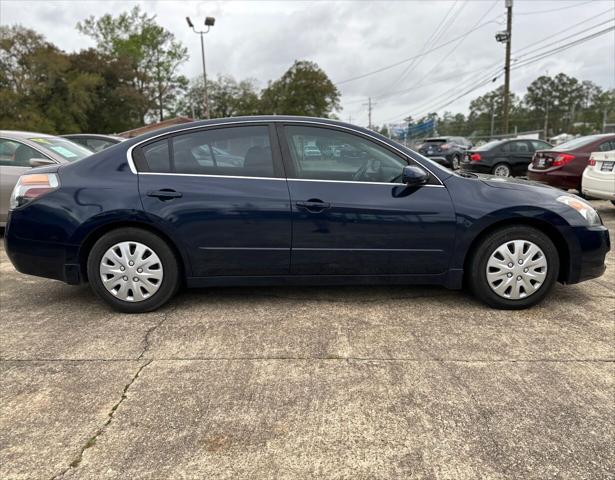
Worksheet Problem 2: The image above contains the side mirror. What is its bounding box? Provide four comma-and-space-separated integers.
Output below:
401, 165, 429, 186
29, 158, 55, 167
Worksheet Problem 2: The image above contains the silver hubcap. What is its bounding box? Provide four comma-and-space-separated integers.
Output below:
486, 240, 547, 300
493, 165, 510, 176
99, 241, 163, 302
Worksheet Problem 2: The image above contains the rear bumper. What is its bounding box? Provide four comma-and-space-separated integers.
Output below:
582, 170, 615, 200
460, 161, 491, 174
422, 153, 455, 167
527, 167, 580, 190
4, 223, 82, 285
566, 225, 610, 284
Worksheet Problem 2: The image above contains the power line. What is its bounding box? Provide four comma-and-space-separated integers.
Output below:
383, 25, 614, 125
406, 26, 615, 122
383, 0, 462, 94
515, 0, 596, 16
340, 7, 613, 113
334, 14, 505, 85
370, 8, 613, 104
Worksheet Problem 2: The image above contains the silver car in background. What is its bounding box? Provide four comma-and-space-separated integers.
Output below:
0, 131, 92, 226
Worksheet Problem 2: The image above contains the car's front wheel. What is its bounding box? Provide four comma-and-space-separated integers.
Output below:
87, 228, 180, 313
468, 225, 559, 309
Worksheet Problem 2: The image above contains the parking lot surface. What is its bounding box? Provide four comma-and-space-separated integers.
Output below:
1, 200, 613, 479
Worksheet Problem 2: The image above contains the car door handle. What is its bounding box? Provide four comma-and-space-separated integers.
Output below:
146, 189, 183, 200
296, 200, 331, 212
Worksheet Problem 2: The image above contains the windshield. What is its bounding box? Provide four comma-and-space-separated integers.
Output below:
28, 136, 92, 161
552, 135, 605, 151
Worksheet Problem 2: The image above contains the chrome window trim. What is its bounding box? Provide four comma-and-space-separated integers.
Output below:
126, 119, 444, 186
140, 172, 286, 181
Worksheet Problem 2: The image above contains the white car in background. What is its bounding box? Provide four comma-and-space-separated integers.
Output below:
582, 150, 615, 205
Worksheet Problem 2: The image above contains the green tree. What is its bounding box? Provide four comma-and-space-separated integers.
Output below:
0, 25, 100, 133
77, 6, 189, 122
176, 75, 261, 119
260, 60, 340, 117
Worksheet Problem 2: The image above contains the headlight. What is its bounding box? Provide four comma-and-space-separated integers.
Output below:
9, 173, 59, 210
556, 195, 601, 225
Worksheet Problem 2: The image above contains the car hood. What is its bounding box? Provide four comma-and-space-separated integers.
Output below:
477, 173, 562, 196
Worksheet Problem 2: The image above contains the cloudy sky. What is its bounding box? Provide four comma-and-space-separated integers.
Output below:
1, 0, 613, 127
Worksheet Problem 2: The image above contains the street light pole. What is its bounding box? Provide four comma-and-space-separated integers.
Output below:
186, 16, 215, 119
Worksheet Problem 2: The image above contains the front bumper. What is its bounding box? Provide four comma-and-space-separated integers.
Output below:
565, 225, 610, 284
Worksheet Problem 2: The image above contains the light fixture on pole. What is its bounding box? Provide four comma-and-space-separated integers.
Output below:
186, 16, 216, 119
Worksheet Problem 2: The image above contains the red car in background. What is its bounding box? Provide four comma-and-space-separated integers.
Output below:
528, 134, 615, 191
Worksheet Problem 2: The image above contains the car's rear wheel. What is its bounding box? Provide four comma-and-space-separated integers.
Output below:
468, 225, 559, 309
492, 163, 511, 177
87, 228, 179, 313
451, 154, 461, 170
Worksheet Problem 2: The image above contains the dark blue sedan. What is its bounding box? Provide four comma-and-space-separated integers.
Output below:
4, 117, 610, 312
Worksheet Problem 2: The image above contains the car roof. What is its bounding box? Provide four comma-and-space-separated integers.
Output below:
121, 115, 386, 147
62, 133, 124, 141
0, 130, 57, 140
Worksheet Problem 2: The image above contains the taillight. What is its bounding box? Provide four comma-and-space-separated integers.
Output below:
470, 153, 481, 161
552, 153, 575, 167
588, 158, 596, 166
9, 173, 59, 210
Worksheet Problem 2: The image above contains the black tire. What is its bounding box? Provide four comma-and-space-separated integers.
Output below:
87, 228, 180, 313
611, 200, 615, 207
492, 163, 511, 177
468, 225, 559, 309
451, 154, 461, 170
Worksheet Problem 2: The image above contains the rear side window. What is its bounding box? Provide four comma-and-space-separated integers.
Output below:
138, 126, 276, 177
142, 139, 171, 172
598, 140, 615, 152
0, 139, 44, 167
530, 140, 550, 150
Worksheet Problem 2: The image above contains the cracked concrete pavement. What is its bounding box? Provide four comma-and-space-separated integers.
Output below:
0, 200, 613, 479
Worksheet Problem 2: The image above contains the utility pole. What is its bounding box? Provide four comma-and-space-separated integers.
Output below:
490, 98, 496, 138
543, 99, 549, 140
363, 97, 376, 129
501, 0, 513, 134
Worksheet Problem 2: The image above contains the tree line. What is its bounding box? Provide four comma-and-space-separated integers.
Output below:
400, 74, 614, 140
1, 6, 613, 139
0, 7, 340, 135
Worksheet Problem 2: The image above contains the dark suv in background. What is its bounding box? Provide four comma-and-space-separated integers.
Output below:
461, 138, 552, 177
417, 136, 472, 169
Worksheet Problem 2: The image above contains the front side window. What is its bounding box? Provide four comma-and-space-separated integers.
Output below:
139, 125, 275, 177
284, 125, 407, 183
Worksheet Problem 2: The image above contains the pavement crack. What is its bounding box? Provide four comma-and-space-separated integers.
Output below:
50, 360, 152, 480
137, 307, 174, 360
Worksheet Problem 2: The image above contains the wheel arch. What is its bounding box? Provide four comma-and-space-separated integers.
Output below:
78, 220, 189, 282
462, 217, 571, 284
